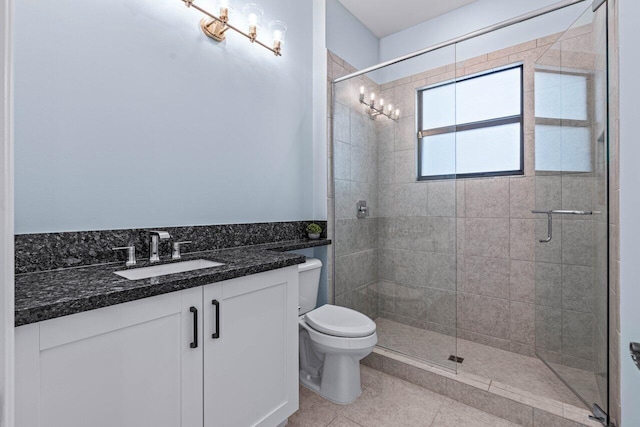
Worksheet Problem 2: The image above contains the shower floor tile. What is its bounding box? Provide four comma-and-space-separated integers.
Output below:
375, 317, 593, 408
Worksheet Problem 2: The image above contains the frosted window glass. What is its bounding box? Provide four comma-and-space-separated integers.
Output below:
418, 66, 523, 179
420, 134, 456, 177
421, 84, 456, 129
535, 125, 591, 172
535, 72, 588, 120
455, 68, 521, 124
455, 123, 521, 174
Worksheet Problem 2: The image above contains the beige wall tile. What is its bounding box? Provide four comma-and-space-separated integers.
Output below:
457, 293, 510, 340
488, 40, 538, 62
465, 218, 510, 258
428, 180, 456, 217
394, 115, 416, 152
465, 178, 510, 218
510, 177, 536, 219
511, 260, 535, 303
394, 149, 416, 183
394, 82, 417, 118
510, 301, 535, 345
510, 219, 535, 261
537, 32, 562, 48
460, 256, 510, 299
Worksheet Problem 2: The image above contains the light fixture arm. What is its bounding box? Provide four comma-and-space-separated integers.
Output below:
181, 0, 282, 56
359, 94, 399, 122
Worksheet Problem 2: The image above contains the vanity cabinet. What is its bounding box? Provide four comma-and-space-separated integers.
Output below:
204, 267, 299, 427
15, 266, 299, 427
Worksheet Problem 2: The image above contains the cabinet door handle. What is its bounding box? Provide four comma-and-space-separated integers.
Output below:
190, 306, 198, 349
212, 299, 220, 339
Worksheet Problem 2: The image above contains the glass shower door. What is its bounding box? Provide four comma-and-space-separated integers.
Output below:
533, 3, 609, 421
331, 45, 460, 372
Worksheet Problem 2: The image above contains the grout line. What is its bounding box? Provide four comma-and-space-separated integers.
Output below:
324, 414, 339, 427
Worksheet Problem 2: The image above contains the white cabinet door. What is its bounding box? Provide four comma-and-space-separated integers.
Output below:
203, 266, 299, 427
15, 289, 203, 427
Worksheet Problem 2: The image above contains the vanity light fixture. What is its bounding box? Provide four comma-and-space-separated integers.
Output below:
182, 0, 287, 56
359, 86, 399, 121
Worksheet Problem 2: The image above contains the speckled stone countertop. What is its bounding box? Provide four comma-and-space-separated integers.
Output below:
15, 239, 331, 327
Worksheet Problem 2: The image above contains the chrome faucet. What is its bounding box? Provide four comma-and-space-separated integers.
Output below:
149, 230, 171, 262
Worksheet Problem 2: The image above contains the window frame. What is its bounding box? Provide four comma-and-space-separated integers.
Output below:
416, 64, 525, 181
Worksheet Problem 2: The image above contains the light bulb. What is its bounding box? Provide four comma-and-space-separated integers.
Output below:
370, 93, 376, 101
218, 0, 231, 12
218, 0, 231, 21
380, 98, 384, 107
360, 86, 365, 95
243, 3, 264, 34
388, 104, 393, 112
395, 108, 400, 117
268, 20, 287, 53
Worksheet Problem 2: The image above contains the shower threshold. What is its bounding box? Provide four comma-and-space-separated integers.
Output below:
368, 318, 602, 427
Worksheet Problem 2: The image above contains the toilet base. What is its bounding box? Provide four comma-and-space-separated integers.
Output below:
300, 353, 363, 404
299, 326, 375, 405
299, 375, 362, 405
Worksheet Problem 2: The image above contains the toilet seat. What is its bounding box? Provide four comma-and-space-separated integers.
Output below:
304, 304, 376, 338
299, 317, 378, 351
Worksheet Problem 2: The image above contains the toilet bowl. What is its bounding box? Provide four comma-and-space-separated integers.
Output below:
298, 259, 377, 404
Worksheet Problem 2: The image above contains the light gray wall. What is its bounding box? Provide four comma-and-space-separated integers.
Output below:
325, 0, 379, 71
375, 0, 588, 84
14, 0, 315, 233
312, 0, 328, 221
619, 0, 640, 423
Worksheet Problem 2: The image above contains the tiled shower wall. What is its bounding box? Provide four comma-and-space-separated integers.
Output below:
329, 20, 619, 406
329, 53, 379, 320
373, 38, 554, 358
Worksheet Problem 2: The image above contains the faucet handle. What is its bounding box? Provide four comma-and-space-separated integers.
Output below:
172, 241, 192, 260
112, 246, 136, 267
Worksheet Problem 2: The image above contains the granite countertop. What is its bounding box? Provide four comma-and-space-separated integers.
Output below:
15, 238, 331, 327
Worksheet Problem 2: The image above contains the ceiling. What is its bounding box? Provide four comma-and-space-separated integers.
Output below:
337, 0, 479, 38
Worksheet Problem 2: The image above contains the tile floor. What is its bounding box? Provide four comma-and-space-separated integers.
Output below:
375, 317, 595, 408
288, 365, 521, 427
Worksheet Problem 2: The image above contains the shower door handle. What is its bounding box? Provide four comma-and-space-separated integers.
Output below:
532, 210, 593, 243
547, 210, 593, 215
532, 210, 553, 243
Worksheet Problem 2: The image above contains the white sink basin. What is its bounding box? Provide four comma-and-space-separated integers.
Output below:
114, 259, 225, 280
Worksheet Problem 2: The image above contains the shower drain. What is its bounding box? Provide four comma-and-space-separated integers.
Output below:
448, 355, 464, 363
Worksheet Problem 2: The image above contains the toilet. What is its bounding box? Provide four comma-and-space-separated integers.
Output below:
298, 258, 377, 404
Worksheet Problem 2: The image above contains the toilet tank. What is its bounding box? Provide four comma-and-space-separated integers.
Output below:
298, 258, 323, 315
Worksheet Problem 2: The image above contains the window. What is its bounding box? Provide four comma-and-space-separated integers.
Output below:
534, 70, 591, 172
417, 65, 524, 180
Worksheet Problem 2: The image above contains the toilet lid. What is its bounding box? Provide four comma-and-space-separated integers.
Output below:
304, 304, 376, 338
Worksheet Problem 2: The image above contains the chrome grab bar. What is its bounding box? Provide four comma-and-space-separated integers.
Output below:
531, 210, 593, 243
